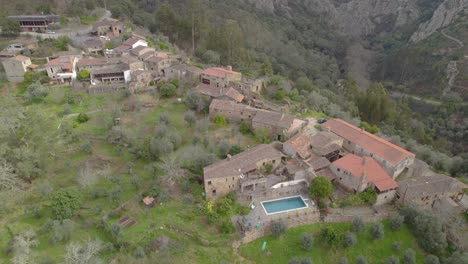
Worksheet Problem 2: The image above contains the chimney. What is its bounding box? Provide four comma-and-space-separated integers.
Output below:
227, 154, 232, 161
227, 65, 232, 71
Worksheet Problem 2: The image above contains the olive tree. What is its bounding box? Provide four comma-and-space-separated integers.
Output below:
369, 222, 384, 240
271, 220, 287, 237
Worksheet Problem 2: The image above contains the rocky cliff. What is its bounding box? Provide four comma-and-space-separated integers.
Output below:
410, 0, 467, 42
245, 0, 421, 38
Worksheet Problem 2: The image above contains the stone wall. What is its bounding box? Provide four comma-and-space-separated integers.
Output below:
88, 84, 128, 94
240, 209, 320, 243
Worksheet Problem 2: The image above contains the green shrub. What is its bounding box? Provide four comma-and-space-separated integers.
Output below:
50, 188, 83, 220
344, 231, 357, 247
369, 222, 384, 240
309, 176, 332, 199
220, 220, 235, 234
390, 215, 405, 230
76, 113, 90, 123
359, 121, 380, 134
300, 233, 313, 250
319, 226, 340, 246
271, 220, 287, 237
160, 83, 177, 97
77, 69, 90, 80
213, 115, 227, 126
351, 217, 365, 233
275, 89, 285, 100
239, 121, 252, 134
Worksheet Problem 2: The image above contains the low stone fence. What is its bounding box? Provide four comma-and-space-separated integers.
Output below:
240, 209, 320, 244
88, 84, 128, 94
323, 207, 396, 223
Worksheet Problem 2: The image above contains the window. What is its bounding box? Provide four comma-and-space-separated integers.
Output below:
370, 153, 373, 157
272, 160, 276, 164
337, 168, 341, 172
212, 190, 217, 195
208, 181, 212, 185
348, 141, 351, 144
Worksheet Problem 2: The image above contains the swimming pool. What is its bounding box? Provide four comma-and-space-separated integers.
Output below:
261, 196, 308, 215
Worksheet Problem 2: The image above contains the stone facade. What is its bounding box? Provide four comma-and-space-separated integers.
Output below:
2, 55, 32, 82
200, 67, 242, 89
164, 64, 202, 82
208, 99, 257, 123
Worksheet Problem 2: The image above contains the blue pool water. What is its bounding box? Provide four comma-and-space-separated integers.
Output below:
261, 196, 307, 214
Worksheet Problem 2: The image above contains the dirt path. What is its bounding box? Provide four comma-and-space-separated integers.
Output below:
232, 240, 254, 264
440, 27, 464, 48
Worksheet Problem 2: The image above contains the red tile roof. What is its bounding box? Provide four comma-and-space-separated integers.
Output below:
333, 154, 398, 192
322, 119, 415, 165
201, 67, 241, 79
13, 55, 30, 62
45, 56, 73, 70
285, 133, 313, 159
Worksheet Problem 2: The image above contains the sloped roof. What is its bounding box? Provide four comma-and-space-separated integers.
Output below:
114, 44, 131, 52
198, 84, 222, 97
209, 99, 249, 112
204, 144, 285, 180
253, 110, 296, 129
76, 58, 116, 68
322, 119, 415, 165
224, 87, 244, 103
306, 154, 331, 171
333, 154, 398, 192
201, 67, 241, 79
13, 55, 30, 62
285, 133, 313, 159
45, 56, 73, 70
397, 174, 467, 201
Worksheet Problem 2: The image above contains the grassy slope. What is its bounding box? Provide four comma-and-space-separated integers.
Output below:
240, 222, 425, 264
0, 85, 257, 263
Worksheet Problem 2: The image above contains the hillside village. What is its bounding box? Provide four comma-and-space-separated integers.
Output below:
0, 10, 467, 264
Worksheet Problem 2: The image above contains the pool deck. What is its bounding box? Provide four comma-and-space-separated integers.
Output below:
235, 192, 319, 234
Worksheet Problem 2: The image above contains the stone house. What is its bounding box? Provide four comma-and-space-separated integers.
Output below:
200, 67, 242, 89
8, 15, 59, 32
2, 55, 34, 82
309, 131, 343, 162
230, 77, 264, 96
217, 87, 245, 103
120, 55, 144, 71
395, 174, 466, 207
82, 39, 105, 55
90, 63, 131, 84
91, 18, 123, 37
330, 153, 398, 205
7, 38, 38, 51
76, 58, 118, 72
322, 119, 415, 178
252, 110, 305, 141
144, 56, 173, 75
283, 133, 314, 160
163, 64, 202, 82
130, 70, 153, 86
208, 99, 257, 123
45, 56, 77, 83
203, 144, 285, 200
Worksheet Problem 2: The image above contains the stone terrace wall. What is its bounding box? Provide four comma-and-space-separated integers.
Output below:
240, 209, 320, 243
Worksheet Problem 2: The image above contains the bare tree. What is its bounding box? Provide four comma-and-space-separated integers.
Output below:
157, 156, 184, 186
11, 230, 39, 264
0, 161, 22, 191
63, 239, 103, 264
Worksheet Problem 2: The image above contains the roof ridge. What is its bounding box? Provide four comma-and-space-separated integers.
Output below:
333, 119, 414, 156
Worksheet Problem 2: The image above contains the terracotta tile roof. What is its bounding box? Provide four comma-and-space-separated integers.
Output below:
13, 55, 30, 62
209, 99, 249, 112
397, 174, 467, 201
204, 144, 285, 179
45, 56, 73, 70
131, 33, 146, 40
322, 119, 415, 165
253, 110, 297, 129
201, 67, 241, 79
285, 133, 313, 159
333, 154, 398, 192
224, 87, 244, 102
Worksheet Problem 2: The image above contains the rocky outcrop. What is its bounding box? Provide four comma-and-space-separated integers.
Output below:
245, 0, 421, 38
410, 0, 467, 42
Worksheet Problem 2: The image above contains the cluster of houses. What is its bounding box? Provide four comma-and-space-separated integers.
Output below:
0, 18, 203, 93
203, 98, 467, 212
